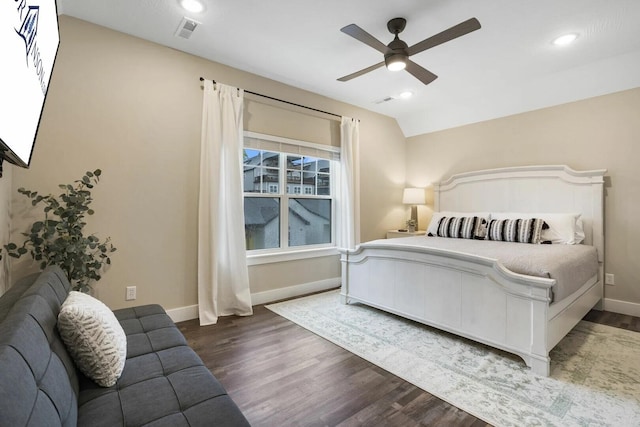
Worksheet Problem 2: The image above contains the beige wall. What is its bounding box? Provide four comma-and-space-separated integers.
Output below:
0, 169, 11, 296
10, 16, 406, 310
406, 87, 640, 306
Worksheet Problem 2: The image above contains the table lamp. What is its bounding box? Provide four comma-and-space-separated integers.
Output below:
402, 188, 425, 231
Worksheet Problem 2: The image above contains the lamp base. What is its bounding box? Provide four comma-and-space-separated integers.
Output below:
409, 205, 418, 232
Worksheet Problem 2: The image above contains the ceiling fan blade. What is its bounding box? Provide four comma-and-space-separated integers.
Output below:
405, 60, 438, 85
407, 17, 481, 57
340, 24, 389, 54
337, 61, 385, 82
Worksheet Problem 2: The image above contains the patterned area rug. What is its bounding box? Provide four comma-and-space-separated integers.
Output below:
266, 290, 640, 427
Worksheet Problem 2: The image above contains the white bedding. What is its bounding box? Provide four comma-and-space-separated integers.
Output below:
368, 236, 599, 302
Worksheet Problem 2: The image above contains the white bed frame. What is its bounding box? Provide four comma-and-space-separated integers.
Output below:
340, 165, 606, 376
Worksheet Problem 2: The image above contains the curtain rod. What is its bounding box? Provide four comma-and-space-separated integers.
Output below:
199, 77, 352, 121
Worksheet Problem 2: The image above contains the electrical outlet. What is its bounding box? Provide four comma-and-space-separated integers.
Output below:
126, 286, 137, 300
605, 273, 615, 286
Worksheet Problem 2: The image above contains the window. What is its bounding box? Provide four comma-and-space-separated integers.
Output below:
243, 132, 339, 255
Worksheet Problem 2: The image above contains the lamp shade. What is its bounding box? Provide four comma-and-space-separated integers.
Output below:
402, 188, 425, 205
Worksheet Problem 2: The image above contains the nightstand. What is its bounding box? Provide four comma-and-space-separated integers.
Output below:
386, 230, 426, 239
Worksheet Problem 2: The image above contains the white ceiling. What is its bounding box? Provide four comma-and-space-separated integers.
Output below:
57, 0, 640, 137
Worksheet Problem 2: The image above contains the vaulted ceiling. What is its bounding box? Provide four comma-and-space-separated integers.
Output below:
58, 0, 640, 136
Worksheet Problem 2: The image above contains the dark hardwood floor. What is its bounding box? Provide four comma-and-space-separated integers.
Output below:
178, 303, 639, 427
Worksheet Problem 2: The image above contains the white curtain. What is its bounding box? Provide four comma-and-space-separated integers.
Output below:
338, 116, 360, 250
198, 80, 252, 325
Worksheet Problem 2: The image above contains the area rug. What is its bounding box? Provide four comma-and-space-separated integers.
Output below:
266, 290, 640, 427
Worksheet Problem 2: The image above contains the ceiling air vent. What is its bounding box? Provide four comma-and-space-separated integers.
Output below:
374, 96, 394, 104
175, 17, 200, 39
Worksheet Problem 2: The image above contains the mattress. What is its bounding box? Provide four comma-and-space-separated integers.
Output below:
366, 236, 599, 302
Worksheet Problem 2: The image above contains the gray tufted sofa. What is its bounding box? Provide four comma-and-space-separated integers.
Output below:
0, 266, 250, 426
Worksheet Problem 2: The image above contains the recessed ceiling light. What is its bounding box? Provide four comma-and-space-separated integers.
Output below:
552, 33, 578, 46
179, 0, 205, 13
399, 91, 413, 99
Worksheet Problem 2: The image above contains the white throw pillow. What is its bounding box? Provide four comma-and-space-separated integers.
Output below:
58, 291, 127, 387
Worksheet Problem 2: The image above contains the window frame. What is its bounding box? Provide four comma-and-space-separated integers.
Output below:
243, 132, 340, 264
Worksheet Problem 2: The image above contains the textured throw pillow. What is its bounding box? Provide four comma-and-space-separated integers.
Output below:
426, 211, 490, 236
435, 216, 487, 240
486, 218, 547, 244
490, 212, 581, 244
58, 291, 127, 387
487, 219, 507, 241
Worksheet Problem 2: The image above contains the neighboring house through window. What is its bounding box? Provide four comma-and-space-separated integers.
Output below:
242, 132, 338, 257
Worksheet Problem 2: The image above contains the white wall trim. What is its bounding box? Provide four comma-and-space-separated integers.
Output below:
602, 298, 640, 317
247, 247, 339, 266
250, 277, 340, 306
166, 277, 340, 323
166, 304, 199, 323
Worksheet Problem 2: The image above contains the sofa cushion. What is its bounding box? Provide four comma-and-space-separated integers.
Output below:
58, 291, 127, 387
77, 305, 250, 427
0, 267, 78, 427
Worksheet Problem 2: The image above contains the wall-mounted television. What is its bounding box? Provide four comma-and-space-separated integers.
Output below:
0, 0, 60, 174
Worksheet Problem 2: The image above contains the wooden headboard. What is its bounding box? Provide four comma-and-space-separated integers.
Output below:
434, 165, 606, 262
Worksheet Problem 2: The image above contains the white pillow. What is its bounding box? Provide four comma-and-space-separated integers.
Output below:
427, 211, 490, 236
58, 291, 127, 387
490, 212, 582, 244
575, 217, 585, 244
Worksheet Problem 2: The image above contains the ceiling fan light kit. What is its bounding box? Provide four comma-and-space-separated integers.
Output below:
338, 16, 481, 86
386, 54, 407, 71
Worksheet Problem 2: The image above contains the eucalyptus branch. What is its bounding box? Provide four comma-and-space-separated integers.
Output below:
3, 170, 116, 292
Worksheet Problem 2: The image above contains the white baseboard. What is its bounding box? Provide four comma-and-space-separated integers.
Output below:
250, 277, 340, 306
166, 277, 340, 323
603, 298, 640, 317
166, 304, 199, 323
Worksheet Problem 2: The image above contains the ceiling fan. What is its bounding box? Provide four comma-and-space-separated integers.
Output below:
338, 17, 481, 85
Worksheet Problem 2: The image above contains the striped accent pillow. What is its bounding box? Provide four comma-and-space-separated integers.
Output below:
487, 218, 546, 244
487, 219, 507, 241
58, 291, 127, 387
436, 216, 485, 239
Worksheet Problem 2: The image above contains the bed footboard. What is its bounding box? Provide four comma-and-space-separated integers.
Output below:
340, 243, 556, 376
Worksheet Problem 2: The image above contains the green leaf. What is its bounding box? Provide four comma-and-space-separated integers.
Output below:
9, 169, 113, 289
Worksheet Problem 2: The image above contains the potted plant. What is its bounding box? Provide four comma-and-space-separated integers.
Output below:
4, 169, 116, 292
